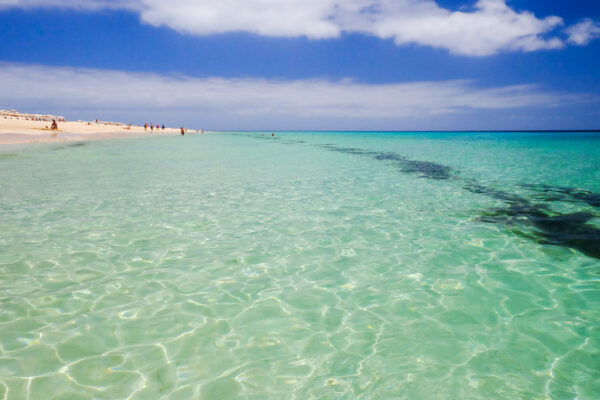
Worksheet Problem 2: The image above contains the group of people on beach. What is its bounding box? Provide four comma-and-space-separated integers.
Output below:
142, 122, 198, 136
144, 122, 165, 132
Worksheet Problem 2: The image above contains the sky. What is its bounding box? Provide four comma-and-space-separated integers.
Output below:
1, 0, 599, 130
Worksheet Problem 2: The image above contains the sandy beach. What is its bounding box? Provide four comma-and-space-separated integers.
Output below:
0, 115, 182, 145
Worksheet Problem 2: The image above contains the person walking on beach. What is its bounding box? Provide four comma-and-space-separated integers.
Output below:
144, 123, 148, 131
180, 127, 185, 136
151, 123, 154, 132
51, 119, 58, 130
162, 124, 165, 130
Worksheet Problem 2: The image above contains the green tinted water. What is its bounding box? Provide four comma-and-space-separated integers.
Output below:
0, 132, 599, 399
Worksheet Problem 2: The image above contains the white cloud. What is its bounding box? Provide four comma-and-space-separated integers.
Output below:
0, 63, 590, 129
139, 0, 341, 39
2, 0, 596, 56
349, 0, 565, 56
566, 18, 600, 46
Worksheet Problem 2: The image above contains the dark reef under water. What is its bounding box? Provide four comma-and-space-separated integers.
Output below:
477, 197, 600, 260
314, 141, 600, 260
52, 142, 89, 151
320, 145, 453, 180
519, 183, 600, 209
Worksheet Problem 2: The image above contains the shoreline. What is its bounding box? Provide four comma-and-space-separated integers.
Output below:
0, 131, 151, 145
0, 117, 186, 145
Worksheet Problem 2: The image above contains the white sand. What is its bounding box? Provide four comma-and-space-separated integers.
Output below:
0, 117, 182, 145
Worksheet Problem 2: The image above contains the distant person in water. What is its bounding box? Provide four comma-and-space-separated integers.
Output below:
51, 119, 58, 130
272, 133, 274, 136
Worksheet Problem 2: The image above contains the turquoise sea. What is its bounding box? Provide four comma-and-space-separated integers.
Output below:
0, 131, 599, 399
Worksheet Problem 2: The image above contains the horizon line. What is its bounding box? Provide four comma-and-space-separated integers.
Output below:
222, 129, 600, 133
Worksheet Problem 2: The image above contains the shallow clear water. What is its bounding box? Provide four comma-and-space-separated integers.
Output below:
0, 131, 599, 399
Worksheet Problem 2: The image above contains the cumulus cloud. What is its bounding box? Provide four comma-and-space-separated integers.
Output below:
345, 0, 564, 55
566, 18, 600, 46
139, 0, 341, 39
0, 63, 589, 129
2, 0, 597, 56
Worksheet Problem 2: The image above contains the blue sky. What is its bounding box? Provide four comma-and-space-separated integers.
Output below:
1, 0, 599, 130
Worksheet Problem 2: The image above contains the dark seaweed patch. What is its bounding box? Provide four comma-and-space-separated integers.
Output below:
279, 141, 305, 146
374, 152, 404, 161
281, 139, 305, 144
393, 158, 452, 180
572, 192, 600, 208
372, 151, 453, 180
321, 142, 600, 258
519, 183, 600, 209
246, 132, 600, 259
321, 145, 375, 156
322, 146, 453, 180
52, 142, 88, 151
463, 180, 524, 204
477, 200, 600, 259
